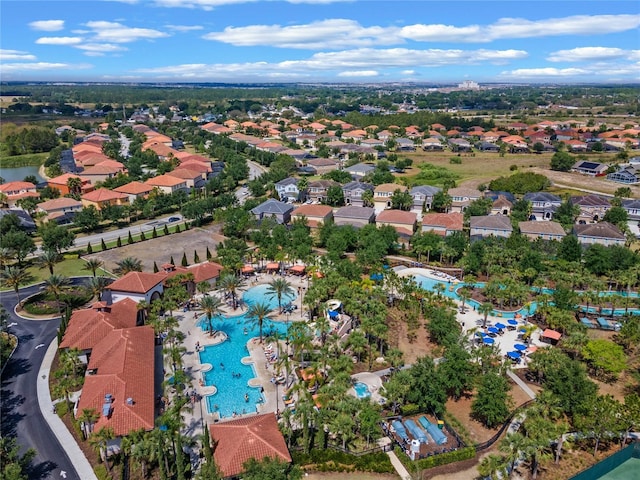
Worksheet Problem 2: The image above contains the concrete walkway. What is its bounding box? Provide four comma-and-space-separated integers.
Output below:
38, 338, 98, 480
506, 370, 537, 400
386, 450, 412, 480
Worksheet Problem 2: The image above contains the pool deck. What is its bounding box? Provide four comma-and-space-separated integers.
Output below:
173, 271, 310, 438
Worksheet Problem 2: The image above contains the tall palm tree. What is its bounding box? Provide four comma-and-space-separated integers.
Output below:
83, 258, 104, 277
43, 274, 70, 318
0, 266, 34, 307
66, 176, 82, 197
88, 276, 111, 301
266, 278, 295, 313
199, 295, 224, 336
246, 301, 273, 343
37, 249, 60, 275
78, 408, 100, 439
114, 257, 143, 276
479, 301, 494, 328
89, 426, 116, 473
216, 274, 246, 310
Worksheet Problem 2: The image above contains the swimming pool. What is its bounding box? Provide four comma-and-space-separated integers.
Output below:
197, 285, 295, 418
353, 382, 371, 399
242, 282, 297, 309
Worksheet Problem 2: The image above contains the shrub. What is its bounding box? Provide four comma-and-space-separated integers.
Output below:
395, 445, 476, 472
449, 156, 462, 164
401, 403, 421, 416
101, 239, 107, 251
152, 226, 158, 238
87, 243, 93, 254
292, 449, 393, 473
127, 231, 134, 244
140, 231, 146, 241
116, 237, 122, 248
163, 225, 169, 235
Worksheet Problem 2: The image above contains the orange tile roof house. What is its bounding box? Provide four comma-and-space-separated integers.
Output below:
81, 160, 127, 183
145, 174, 188, 195
113, 181, 153, 203
421, 212, 464, 236
0, 181, 38, 206
76, 325, 155, 437
305, 158, 339, 175
167, 168, 206, 189
81, 188, 128, 211
59, 298, 140, 352
376, 209, 417, 238
291, 204, 334, 228
47, 173, 93, 196
209, 413, 292, 479
106, 271, 166, 304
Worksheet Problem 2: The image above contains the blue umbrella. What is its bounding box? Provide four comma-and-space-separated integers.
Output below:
475, 331, 486, 337
507, 351, 521, 359
513, 344, 527, 351
483, 337, 495, 345
487, 327, 500, 334
507, 319, 518, 326
328, 310, 339, 318
495, 322, 506, 330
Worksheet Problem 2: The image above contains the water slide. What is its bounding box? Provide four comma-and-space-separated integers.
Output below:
419, 416, 447, 445
404, 419, 429, 444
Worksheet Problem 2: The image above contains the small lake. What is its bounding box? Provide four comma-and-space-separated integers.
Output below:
0, 165, 44, 183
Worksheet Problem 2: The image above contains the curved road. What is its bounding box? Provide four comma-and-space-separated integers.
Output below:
1, 281, 85, 480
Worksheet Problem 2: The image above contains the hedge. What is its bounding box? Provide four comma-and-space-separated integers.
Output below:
292, 449, 394, 473
395, 445, 476, 472
23, 288, 93, 315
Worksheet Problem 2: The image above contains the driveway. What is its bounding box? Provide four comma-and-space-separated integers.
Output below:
1, 281, 86, 480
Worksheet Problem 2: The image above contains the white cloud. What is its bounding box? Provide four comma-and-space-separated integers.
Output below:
500, 67, 594, 79
401, 70, 415, 75
152, 0, 347, 8
337, 70, 379, 77
204, 19, 396, 49
0, 62, 92, 73
75, 43, 128, 56
36, 37, 84, 46
547, 47, 629, 63
165, 24, 204, 32
84, 21, 170, 43
28, 20, 64, 31
0, 49, 37, 61
399, 24, 481, 42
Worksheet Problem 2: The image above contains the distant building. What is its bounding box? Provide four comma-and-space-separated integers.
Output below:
458, 80, 480, 90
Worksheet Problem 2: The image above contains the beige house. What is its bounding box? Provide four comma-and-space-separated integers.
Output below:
373, 183, 407, 213
448, 187, 483, 213
376, 209, 417, 239
573, 222, 626, 247
519, 221, 566, 241
81, 188, 128, 211
470, 215, 513, 239
291, 204, 334, 228
114, 181, 153, 204
333, 206, 376, 228
145, 175, 188, 195
421, 212, 464, 236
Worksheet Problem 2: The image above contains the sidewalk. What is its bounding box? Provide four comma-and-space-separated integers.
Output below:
386, 450, 412, 480
38, 338, 98, 480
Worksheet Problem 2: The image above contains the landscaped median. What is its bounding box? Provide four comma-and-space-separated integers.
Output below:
80, 221, 188, 254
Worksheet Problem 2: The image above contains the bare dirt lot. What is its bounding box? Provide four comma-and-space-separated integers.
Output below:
530, 167, 640, 197
86, 225, 227, 273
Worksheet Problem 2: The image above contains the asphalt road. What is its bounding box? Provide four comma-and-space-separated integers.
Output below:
1, 280, 86, 480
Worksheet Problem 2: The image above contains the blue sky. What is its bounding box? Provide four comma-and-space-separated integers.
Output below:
1, 0, 638, 83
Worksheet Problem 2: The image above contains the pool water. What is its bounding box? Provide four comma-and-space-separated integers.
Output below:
242, 282, 296, 310
197, 285, 296, 418
353, 382, 371, 399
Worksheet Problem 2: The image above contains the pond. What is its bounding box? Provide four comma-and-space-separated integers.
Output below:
0, 165, 44, 183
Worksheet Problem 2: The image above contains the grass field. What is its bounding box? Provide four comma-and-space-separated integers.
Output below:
0, 152, 47, 167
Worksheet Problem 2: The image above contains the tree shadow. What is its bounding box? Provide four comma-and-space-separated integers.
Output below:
1, 356, 33, 380
27, 460, 59, 479
0, 389, 27, 437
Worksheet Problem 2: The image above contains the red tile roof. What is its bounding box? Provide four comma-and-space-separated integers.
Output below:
376, 209, 417, 225
77, 326, 155, 436
0, 181, 36, 193
82, 188, 128, 203
114, 181, 153, 195
542, 329, 562, 341
108, 271, 166, 294
48, 173, 90, 186
167, 168, 202, 180
37, 197, 83, 211
145, 174, 186, 188
422, 212, 464, 231
188, 262, 223, 283
59, 298, 139, 351
292, 204, 333, 217
210, 413, 291, 478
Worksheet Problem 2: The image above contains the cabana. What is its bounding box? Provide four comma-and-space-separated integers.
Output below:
404, 419, 429, 444
391, 420, 409, 442
241, 265, 255, 274
265, 262, 280, 272
541, 329, 562, 345
289, 265, 306, 275
418, 416, 447, 445
596, 317, 615, 330
581, 318, 596, 328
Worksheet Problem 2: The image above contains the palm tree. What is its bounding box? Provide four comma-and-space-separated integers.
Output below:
89, 426, 116, 473
66, 176, 82, 197
88, 276, 111, 301
478, 453, 508, 480
216, 274, 246, 310
78, 408, 100, 439
43, 274, 70, 318
246, 301, 273, 343
200, 294, 224, 336
266, 278, 295, 313
114, 257, 143, 275
479, 301, 494, 328
0, 266, 34, 307
83, 258, 104, 277
0, 248, 13, 268
37, 249, 60, 275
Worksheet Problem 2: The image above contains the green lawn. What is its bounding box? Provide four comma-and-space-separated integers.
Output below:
0, 152, 47, 167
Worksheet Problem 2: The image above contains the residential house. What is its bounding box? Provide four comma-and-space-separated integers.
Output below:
308, 180, 338, 203
167, 168, 206, 190
0, 181, 38, 207
145, 174, 188, 195
523, 192, 562, 221
607, 165, 639, 184
422, 137, 444, 151
448, 187, 482, 213
0, 209, 36, 231
373, 183, 407, 213
80, 160, 127, 183
563, 140, 588, 152
448, 138, 472, 152
251, 199, 294, 225
105, 271, 165, 304
491, 195, 513, 216
81, 188, 128, 211
395, 138, 416, 151
572, 160, 608, 176
361, 138, 384, 148
421, 212, 464, 237
376, 209, 417, 240
75, 326, 155, 436
275, 177, 302, 202
113, 181, 153, 204
573, 222, 626, 247
209, 414, 292, 479
410, 185, 441, 214
291, 204, 334, 228
571, 195, 611, 223
47, 173, 93, 196
622, 199, 640, 222
342, 181, 373, 207
476, 141, 500, 152
305, 158, 339, 175
470, 215, 513, 240
37, 197, 83, 223
345, 162, 376, 180
333, 206, 376, 228
519, 221, 566, 241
